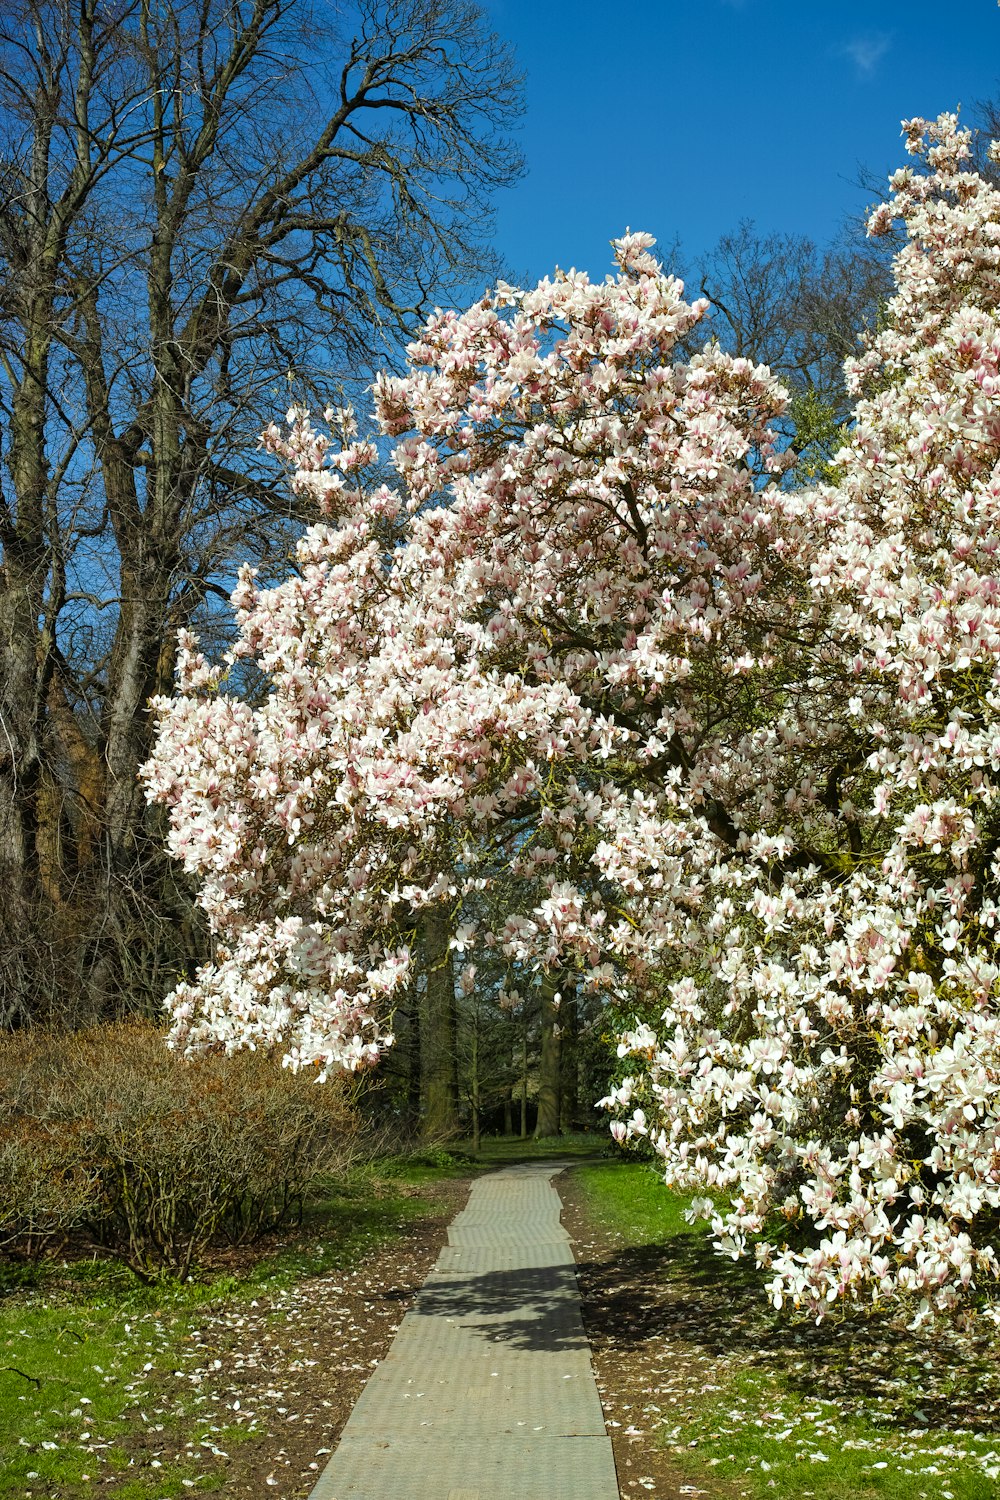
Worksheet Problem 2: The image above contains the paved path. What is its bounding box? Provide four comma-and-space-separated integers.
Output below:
308, 1161, 620, 1500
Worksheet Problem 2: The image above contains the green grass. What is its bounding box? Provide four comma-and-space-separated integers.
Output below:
571, 1155, 702, 1242
0, 1158, 460, 1498
571, 1158, 1000, 1500
0, 1295, 223, 1497
368, 1145, 483, 1184
458, 1129, 609, 1165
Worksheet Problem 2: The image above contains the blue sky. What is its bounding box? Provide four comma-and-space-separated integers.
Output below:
484, 0, 1000, 287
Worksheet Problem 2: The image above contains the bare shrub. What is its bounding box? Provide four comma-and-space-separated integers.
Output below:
0, 1121, 98, 1255
0, 1023, 357, 1279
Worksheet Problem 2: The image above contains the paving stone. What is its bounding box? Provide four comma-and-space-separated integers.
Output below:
433, 1243, 571, 1272
308, 1161, 620, 1499
309, 1432, 619, 1499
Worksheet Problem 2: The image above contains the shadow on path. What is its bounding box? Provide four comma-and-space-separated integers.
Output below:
414, 1263, 589, 1353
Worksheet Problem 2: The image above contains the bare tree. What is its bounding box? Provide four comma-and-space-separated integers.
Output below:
0, 0, 523, 1026
689, 221, 889, 425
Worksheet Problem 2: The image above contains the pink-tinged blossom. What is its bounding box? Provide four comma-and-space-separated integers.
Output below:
145, 229, 794, 1080
147, 142, 1000, 1323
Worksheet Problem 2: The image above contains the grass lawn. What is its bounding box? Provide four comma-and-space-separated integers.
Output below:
572, 1158, 1000, 1500
456, 1129, 610, 1165
0, 1160, 458, 1499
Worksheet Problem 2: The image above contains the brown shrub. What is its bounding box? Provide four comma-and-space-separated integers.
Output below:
0, 1022, 358, 1279
0, 1120, 98, 1255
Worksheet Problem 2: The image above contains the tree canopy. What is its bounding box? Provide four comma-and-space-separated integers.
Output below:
147, 111, 1000, 1327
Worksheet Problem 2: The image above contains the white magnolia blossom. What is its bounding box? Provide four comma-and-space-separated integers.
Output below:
147, 117, 1000, 1323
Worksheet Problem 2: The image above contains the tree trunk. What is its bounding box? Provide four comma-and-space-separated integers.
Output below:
534, 970, 563, 1139
407, 986, 422, 1128
420, 905, 459, 1138
470, 1023, 481, 1152
0, 159, 63, 1025
0, 565, 46, 1027
559, 987, 579, 1133
84, 555, 177, 1011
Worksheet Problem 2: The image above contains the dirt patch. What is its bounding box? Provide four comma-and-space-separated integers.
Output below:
558, 1166, 733, 1500
118, 1175, 470, 1497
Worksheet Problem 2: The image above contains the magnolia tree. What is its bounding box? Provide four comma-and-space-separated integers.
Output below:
145, 111, 1000, 1326
606, 114, 1000, 1328
143, 230, 796, 1074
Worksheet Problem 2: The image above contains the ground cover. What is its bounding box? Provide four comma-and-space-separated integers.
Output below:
561, 1158, 1000, 1500
0, 1159, 471, 1499
459, 1130, 609, 1166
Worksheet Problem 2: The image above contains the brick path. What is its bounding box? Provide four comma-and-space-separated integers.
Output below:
308, 1160, 620, 1500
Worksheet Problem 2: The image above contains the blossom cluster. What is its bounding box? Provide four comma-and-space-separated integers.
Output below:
604, 117, 1000, 1326
145, 120, 1000, 1323
144, 229, 793, 1074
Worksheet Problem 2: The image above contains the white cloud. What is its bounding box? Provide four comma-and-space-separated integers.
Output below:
841, 33, 892, 77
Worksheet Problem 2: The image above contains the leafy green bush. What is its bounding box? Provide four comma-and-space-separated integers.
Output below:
0, 1022, 357, 1279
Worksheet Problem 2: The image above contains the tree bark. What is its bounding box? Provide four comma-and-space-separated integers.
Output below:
0, 32, 85, 1024
559, 987, 579, 1133
407, 986, 422, 1129
420, 905, 459, 1138
534, 970, 563, 1139
470, 1023, 481, 1152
